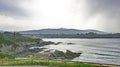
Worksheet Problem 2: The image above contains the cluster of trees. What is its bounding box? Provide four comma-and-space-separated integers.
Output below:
33, 32, 120, 38
3, 31, 21, 35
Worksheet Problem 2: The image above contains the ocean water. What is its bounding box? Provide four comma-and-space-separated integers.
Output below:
43, 38, 120, 65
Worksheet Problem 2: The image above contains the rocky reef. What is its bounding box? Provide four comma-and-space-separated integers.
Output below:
37, 49, 82, 59
49, 50, 81, 59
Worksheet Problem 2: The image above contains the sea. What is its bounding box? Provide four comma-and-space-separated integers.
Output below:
43, 38, 120, 65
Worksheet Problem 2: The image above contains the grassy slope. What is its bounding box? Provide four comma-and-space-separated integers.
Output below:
0, 33, 41, 47
0, 33, 42, 58
0, 52, 14, 59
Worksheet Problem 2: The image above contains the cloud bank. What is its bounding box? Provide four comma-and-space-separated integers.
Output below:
86, 0, 120, 32
0, 0, 120, 32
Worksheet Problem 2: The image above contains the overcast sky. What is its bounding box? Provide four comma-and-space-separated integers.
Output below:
0, 0, 120, 32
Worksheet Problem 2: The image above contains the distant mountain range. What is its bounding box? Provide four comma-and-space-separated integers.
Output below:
20, 28, 106, 34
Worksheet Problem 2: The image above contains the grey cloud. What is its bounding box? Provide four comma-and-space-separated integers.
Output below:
86, 0, 120, 32
0, 0, 28, 17
73, 0, 120, 32
87, 0, 120, 17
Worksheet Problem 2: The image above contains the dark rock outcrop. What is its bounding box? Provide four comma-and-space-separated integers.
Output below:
35, 41, 55, 46
49, 50, 65, 58
55, 42, 62, 45
67, 43, 75, 45
65, 50, 81, 59
49, 50, 81, 59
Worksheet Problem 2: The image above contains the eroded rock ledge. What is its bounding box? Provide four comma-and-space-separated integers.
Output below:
39, 50, 82, 59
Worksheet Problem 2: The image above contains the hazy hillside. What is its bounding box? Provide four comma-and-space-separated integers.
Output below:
20, 28, 106, 34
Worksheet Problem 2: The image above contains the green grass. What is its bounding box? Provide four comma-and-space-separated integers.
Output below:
0, 52, 14, 59
0, 59, 111, 67
0, 33, 42, 47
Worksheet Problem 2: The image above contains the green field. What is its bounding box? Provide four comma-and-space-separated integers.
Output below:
0, 59, 112, 67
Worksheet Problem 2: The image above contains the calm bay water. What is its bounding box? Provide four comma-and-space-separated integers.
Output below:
43, 38, 120, 65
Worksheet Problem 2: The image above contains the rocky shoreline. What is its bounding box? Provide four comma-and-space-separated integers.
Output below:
0, 40, 82, 60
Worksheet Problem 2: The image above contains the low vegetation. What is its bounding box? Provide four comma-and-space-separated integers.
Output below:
0, 52, 14, 59
0, 59, 112, 67
0, 33, 41, 48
